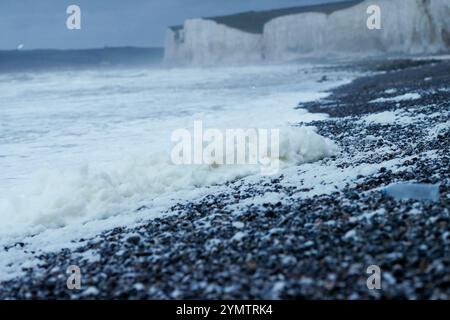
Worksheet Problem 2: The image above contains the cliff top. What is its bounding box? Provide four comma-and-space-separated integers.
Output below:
170, 0, 364, 34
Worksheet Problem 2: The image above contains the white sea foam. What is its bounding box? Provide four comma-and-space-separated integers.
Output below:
369, 93, 421, 104
0, 64, 354, 280
0, 125, 337, 239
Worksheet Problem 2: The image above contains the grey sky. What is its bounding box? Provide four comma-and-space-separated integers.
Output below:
0, 0, 344, 50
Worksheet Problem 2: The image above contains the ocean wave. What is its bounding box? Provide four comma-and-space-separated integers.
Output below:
0, 125, 336, 239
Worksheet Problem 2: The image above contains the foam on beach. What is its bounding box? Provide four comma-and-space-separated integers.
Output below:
0, 64, 352, 244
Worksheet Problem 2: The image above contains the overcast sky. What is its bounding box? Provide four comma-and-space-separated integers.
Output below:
0, 0, 343, 50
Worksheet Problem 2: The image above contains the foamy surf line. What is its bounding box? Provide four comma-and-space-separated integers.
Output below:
0, 64, 357, 280
0, 127, 335, 282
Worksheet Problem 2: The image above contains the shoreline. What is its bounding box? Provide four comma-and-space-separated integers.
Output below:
0, 58, 449, 299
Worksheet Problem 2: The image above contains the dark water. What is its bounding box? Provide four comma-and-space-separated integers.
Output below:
0, 47, 163, 73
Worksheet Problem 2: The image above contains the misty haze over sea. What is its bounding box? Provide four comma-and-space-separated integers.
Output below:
0, 47, 163, 73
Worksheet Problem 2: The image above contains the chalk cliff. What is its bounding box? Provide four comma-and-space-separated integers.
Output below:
164, 19, 263, 67
164, 0, 450, 66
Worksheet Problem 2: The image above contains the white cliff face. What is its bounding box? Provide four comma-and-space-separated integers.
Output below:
428, 0, 450, 48
164, 19, 263, 67
164, 0, 450, 66
164, 29, 186, 67
263, 13, 329, 61
264, 0, 450, 61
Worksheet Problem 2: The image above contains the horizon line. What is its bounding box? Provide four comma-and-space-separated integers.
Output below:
0, 46, 164, 52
